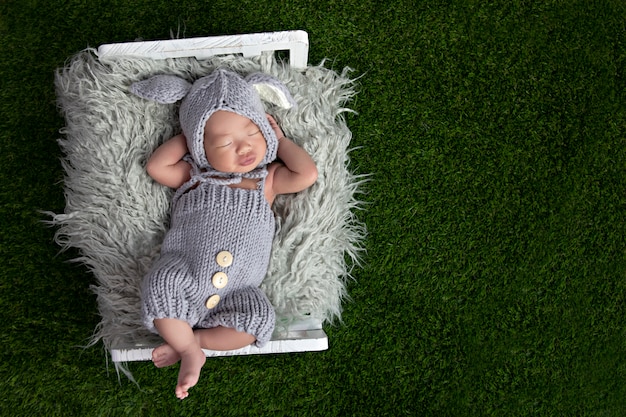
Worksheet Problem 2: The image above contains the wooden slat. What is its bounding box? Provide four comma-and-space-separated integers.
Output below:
97, 30, 309, 68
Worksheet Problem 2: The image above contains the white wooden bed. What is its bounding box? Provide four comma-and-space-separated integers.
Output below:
95, 31, 328, 362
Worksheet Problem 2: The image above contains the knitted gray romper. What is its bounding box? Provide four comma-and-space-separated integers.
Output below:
132, 68, 296, 347
141, 166, 276, 347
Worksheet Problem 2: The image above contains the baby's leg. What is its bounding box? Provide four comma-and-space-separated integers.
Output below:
194, 326, 256, 351
154, 318, 206, 400
152, 326, 254, 370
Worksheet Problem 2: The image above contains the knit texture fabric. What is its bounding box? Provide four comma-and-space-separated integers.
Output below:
142, 179, 276, 346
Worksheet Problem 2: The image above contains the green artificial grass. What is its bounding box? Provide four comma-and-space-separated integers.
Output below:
1, 0, 625, 415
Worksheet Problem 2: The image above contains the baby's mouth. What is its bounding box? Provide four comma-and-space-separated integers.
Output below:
240, 154, 257, 166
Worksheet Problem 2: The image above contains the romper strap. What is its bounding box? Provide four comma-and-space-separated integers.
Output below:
172, 155, 268, 204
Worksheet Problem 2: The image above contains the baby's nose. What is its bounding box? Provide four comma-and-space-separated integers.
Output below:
238, 142, 252, 154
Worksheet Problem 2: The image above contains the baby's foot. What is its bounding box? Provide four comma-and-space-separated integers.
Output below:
176, 346, 206, 400
152, 344, 181, 368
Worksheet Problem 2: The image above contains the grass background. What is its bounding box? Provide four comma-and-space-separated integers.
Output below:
1, 0, 625, 415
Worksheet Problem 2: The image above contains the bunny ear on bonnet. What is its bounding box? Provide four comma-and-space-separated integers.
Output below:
130, 74, 192, 104
246, 73, 297, 110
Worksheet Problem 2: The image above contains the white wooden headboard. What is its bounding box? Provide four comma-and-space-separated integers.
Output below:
97, 30, 309, 69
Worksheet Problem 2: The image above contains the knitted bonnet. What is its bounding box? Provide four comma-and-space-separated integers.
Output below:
131, 68, 296, 179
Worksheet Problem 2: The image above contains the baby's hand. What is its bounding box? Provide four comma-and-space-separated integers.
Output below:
266, 114, 285, 140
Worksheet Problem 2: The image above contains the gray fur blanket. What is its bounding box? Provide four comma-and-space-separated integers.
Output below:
48, 50, 366, 352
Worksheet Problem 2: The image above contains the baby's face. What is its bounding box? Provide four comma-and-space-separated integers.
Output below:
203, 110, 268, 173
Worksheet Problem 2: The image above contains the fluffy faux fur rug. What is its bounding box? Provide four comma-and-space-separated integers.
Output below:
48, 50, 366, 355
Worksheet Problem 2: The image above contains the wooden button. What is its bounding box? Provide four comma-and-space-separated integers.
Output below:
216, 251, 233, 267
212, 272, 228, 289
205, 294, 220, 309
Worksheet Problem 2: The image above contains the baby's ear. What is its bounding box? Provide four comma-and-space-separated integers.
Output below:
246, 73, 297, 110
130, 75, 192, 104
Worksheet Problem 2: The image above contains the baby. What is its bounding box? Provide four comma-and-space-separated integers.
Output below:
131, 69, 317, 399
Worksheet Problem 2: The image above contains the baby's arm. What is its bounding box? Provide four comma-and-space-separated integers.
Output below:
145, 133, 192, 189
267, 115, 318, 196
